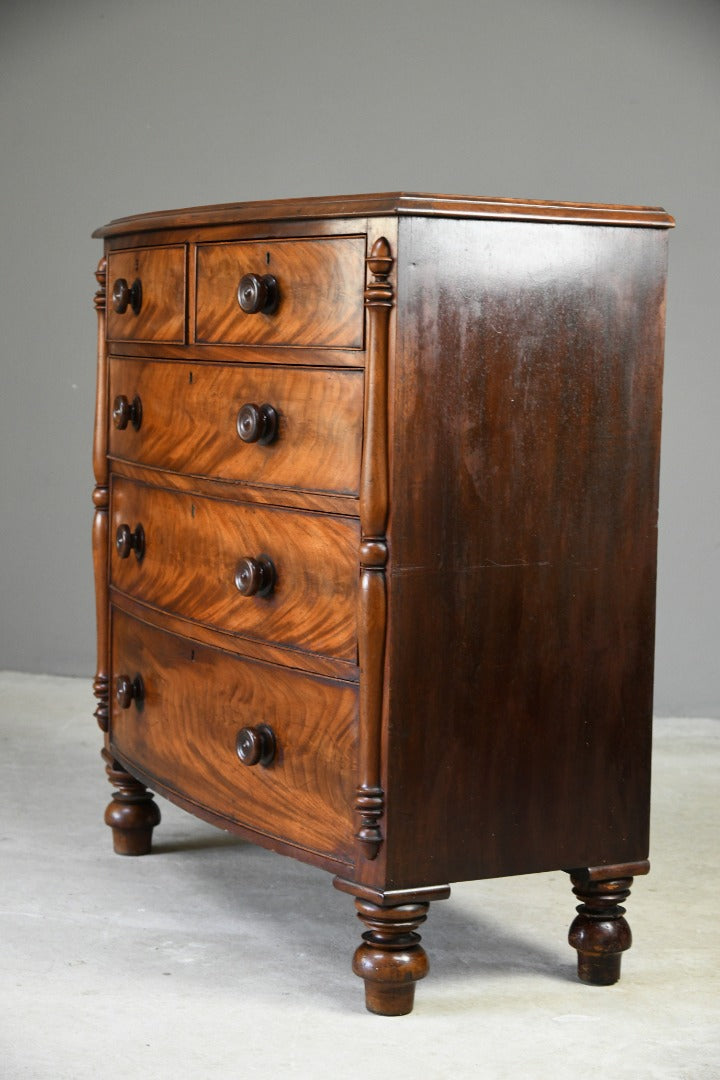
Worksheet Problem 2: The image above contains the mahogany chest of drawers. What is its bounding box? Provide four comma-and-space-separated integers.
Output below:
91, 192, 673, 1014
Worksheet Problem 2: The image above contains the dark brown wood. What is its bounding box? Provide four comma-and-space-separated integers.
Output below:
93, 193, 672, 1014
568, 871, 636, 984
352, 898, 430, 1016
195, 236, 365, 348
110, 608, 358, 863
102, 747, 161, 855
93, 191, 675, 239
112, 276, 142, 316
115, 522, 145, 561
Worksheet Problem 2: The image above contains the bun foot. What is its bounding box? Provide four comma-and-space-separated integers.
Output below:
568, 871, 635, 985
352, 899, 430, 1016
102, 750, 160, 856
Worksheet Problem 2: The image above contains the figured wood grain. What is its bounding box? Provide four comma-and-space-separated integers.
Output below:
383, 215, 668, 887
110, 609, 358, 862
110, 477, 359, 660
108, 358, 364, 495
106, 246, 185, 343
195, 237, 365, 347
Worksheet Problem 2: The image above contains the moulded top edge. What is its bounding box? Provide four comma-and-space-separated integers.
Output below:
92, 191, 675, 237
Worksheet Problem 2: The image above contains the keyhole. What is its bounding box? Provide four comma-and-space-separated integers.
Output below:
191, 504, 195, 518
266, 251, 270, 265
189, 370, 193, 384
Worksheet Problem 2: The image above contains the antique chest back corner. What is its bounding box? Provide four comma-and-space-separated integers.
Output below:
91, 191, 673, 1015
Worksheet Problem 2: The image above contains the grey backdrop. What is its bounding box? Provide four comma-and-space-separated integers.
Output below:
1, 0, 718, 716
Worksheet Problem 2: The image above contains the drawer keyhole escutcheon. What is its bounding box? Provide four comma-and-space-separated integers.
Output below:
116, 673, 144, 711
116, 522, 145, 562
237, 273, 279, 315
236, 402, 278, 445
236, 724, 276, 767
234, 555, 276, 597
112, 277, 142, 316
112, 394, 143, 431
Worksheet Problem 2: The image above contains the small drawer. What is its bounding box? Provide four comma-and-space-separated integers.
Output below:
107, 246, 185, 343
195, 236, 365, 348
110, 609, 358, 862
109, 477, 358, 660
108, 358, 364, 495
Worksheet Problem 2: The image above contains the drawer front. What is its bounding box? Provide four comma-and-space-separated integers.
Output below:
107, 246, 185, 343
195, 237, 365, 348
110, 609, 358, 861
108, 358, 364, 495
110, 477, 358, 660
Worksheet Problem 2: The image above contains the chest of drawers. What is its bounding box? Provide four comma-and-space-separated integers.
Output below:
91, 192, 673, 1014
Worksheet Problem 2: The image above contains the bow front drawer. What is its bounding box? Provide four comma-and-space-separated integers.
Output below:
108, 358, 363, 495
109, 477, 359, 660
106, 246, 186, 343
194, 236, 365, 348
110, 609, 358, 863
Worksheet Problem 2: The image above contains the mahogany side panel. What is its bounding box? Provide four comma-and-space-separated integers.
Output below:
109, 476, 359, 660
108, 358, 363, 495
384, 216, 668, 886
195, 236, 365, 348
110, 609, 358, 863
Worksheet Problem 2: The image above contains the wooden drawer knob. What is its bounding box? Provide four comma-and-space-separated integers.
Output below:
237, 273, 279, 315
116, 522, 145, 561
234, 555, 276, 597
236, 724, 276, 767
112, 277, 143, 315
236, 402, 278, 445
116, 673, 144, 710
112, 394, 143, 431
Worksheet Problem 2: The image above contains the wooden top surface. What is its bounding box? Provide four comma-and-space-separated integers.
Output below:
93, 191, 675, 237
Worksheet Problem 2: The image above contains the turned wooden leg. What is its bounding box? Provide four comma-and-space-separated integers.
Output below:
352, 899, 430, 1016
102, 748, 160, 855
568, 871, 636, 985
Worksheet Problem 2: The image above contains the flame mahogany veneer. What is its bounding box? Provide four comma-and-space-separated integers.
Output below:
92, 192, 673, 1015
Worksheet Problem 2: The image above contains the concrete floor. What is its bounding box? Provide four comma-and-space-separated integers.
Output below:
0, 672, 717, 1080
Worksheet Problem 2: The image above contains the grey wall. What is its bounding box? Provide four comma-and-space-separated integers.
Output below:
1, 0, 718, 715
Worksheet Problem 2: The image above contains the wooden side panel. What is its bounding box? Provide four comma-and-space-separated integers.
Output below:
384, 216, 668, 886
108, 358, 364, 494
195, 237, 365, 347
109, 477, 359, 660
110, 609, 358, 862
106, 246, 185, 343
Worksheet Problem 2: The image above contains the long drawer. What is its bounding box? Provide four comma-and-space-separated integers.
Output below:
108, 358, 364, 495
109, 476, 359, 660
110, 609, 358, 862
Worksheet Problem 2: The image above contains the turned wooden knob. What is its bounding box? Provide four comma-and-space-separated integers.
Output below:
112, 394, 143, 431
237, 273, 279, 315
234, 555, 275, 597
112, 277, 143, 315
116, 673, 144, 710
116, 522, 145, 561
236, 724, 276, 767
236, 402, 278, 445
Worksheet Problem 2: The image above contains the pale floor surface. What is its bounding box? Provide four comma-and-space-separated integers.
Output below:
0, 671, 718, 1080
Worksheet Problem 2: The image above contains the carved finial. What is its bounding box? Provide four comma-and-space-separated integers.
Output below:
94, 255, 107, 312
365, 238, 393, 307
355, 785, 384, 859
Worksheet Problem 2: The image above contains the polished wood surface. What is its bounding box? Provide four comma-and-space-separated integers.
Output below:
93, 191, 675, 238
382, 216, 668, 887
93, 192, 672, 1015
108, 357, 363, 494
195, 237, 365, 347
110, 609, 358, 862
110, 476, 359, 659
106, 246, 185, 343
